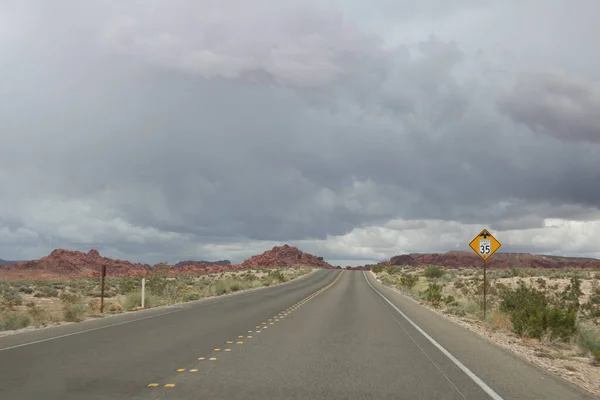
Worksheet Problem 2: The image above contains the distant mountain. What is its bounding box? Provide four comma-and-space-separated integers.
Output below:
240, 244, 334, 269
0, 259, 19, 266
390, 251, 600, 269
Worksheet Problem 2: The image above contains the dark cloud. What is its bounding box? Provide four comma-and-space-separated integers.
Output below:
498, 71, 600, 143
1, 0, 600, 263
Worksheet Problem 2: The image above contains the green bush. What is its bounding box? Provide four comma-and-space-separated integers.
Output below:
576, 322, 600, 364
423, 266, 444, 279
116, 277, 139, 294
214, 281, 230, 295
2, 290, 23, 306
268, 270, 285, 282
19, 287, 34, 294
184, 292, 201, 301
371, 264, 386, 273
444, 295, 457, 305
499, 282, 578, 341
123, 291, 160, 309
454, 281, 465, 289
34, 287, 59, 298
62, 303, 88, 322
422, 282, 444, 306
399, 273, 419, 288
0, 312, 31, 331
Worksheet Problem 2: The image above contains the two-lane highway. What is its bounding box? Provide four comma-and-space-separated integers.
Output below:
0, 270, 596, 400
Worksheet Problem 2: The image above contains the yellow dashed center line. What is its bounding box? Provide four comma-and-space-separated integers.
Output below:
144, 272, 344, 390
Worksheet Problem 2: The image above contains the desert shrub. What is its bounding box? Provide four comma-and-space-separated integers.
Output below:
581, 286, 600, 322
62, 302, 88, 322
423, 266, 444, 279
116, 277, 139, 294
268, 270, 285, 282
536, 278, 547, 288
444, 295, 457, 305
184, 292, 201, 301
0, 312, 31, 331
106, 302, 123, 313
59, 291, 82, 304
27, 305, 49, 326
229, 280, 242, 292
34, 287, 59, 298
399, 273, 419, 288
161, 282, 184, 305
422, 282, 444, 306
18, 287, 34, 294
499, 282, 577, 341
2, 290, 23, 306
577, 322, 600, 364
453, 281, 465, 289
371, 264, 386, 273
123, 291, 160, 309
214, 281, 230, 295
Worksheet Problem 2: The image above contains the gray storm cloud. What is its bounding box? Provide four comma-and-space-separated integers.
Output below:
0, 0, 599, 262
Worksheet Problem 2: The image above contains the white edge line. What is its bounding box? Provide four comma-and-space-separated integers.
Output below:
0, 308, 187, 352
0, 268, 332, 352
363, 271, 504, 400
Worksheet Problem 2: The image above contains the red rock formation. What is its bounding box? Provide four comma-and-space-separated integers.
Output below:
389, 251, 600, 269
240, 245, 334, 269
2, 249, 150, 279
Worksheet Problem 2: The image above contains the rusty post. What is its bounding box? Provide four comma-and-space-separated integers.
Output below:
100, 264, 106, 314
483, 259, 487, 319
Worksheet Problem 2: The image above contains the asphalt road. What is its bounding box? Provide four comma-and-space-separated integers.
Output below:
0, 269, 596, 400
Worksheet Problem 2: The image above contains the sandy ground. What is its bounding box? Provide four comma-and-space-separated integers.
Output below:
0, 267, 315, 338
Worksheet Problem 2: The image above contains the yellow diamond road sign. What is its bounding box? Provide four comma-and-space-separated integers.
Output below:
469, 229, 501, 261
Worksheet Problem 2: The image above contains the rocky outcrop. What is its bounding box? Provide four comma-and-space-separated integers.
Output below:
240, 245, 334, 269
2, 249, 150, 279
389, 251, 600, 269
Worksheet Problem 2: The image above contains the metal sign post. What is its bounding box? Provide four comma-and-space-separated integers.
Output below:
100, 265, 107, 314
469, 229, 501, 319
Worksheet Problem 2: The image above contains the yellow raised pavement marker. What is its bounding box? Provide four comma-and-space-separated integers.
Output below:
209, 357, 217, 361
147, 383, 159, 388
226, 341, 233, 344
214, 348, 221, 352
176, 369, 186, 372
165, 384, 176, 388
190, 369, 198, 372
198, 357, 205, 360
237, 341, 243, 344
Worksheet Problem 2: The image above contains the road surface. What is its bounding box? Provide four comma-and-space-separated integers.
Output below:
0, 269, 596, 400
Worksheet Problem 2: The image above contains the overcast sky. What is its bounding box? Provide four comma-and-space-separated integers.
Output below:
1, 0, 599, 265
